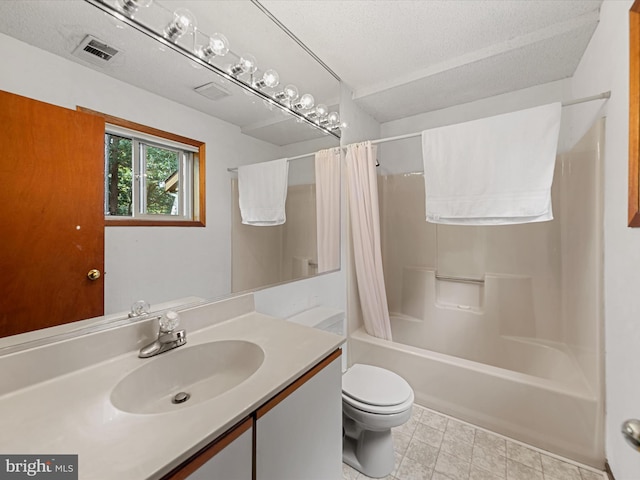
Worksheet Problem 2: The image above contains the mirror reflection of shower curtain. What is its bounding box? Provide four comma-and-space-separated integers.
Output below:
346, 142, 393, 341
315, 147, 342, 273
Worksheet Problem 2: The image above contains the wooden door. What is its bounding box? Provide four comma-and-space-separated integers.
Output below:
0, 90, 105, 337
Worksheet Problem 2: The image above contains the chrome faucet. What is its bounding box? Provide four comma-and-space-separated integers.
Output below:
139, 311, 187, 358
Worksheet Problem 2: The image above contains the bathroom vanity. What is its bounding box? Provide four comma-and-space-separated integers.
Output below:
0, 294, 344, 480
168, 350, 342, 480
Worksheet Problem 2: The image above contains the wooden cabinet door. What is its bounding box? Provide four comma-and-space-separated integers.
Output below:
0, 90, 105, 337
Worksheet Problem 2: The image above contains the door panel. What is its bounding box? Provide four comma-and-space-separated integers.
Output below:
0, 90, 105, 337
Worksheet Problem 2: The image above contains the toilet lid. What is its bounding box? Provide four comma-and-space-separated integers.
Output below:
342, 364, 413, 407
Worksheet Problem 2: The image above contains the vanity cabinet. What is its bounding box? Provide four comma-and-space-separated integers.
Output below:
163, 349, 342, 480
255, 351, 342, 480
166, 417, 253, 480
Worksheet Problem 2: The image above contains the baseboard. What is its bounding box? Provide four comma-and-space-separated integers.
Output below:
605, 461, 615, 480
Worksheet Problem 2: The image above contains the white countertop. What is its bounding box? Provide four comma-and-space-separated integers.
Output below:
0, 310, 344, 479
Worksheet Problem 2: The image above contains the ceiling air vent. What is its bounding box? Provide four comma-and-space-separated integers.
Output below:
194, 82, 231, 101
72, 35, 120, 66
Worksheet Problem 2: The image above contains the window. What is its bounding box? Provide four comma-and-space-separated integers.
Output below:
105, 126, 195, 220
79, 108, 205, 226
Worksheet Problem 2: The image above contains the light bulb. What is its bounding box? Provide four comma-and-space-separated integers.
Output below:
284, 84, 299, 101
262, 69, 279, 88
164, 8, 196, 42
254, 69, 280, 89
229, 54, 257, 76
315, 104, 328, 117
197, 33, 229, 60
294, 93, 314, 110
327, 111, 340, 125
116, 0, 152, 17
239, 54, 257, 74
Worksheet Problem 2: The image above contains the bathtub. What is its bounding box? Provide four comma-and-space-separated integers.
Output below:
349, 318, 603, 468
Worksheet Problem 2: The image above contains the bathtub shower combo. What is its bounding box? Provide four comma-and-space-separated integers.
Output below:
350, 120, 604, 467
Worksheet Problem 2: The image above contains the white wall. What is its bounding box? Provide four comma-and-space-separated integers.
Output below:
0, 32, 282, 313
568, 1, 640, 477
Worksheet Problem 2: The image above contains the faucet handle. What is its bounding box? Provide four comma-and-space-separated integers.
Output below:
159, 311, 180, 333
129, 300, 150, 318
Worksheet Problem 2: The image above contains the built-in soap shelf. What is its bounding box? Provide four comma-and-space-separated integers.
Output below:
400, 267, 486, 317
435, 274, 485, 312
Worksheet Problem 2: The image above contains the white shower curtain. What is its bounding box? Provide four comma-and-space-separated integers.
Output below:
346, 142, 393, 341
315, 147, 341, 273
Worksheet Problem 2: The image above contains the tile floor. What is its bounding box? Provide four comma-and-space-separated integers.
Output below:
342, 404, 606, 480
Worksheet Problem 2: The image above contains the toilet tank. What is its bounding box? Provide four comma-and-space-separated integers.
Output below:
287, 307, 345, 336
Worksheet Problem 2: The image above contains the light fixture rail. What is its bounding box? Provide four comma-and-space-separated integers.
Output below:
83, 0, 341, 140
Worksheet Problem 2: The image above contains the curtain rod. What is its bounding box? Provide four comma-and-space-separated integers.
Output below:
227, 91, 611, 172
370, 91, 611, 146
227, 151, 316, 172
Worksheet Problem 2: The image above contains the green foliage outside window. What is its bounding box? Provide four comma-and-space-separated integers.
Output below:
106, 133, 181, 217
145, 145, 179, 215
106, 134, 132, 216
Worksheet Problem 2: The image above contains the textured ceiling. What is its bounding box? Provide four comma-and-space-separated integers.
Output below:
261, 0, 602, 122
0, 0, 602, 137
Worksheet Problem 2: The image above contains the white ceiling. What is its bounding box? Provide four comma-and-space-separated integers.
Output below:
262, 0, 602, 122
0, 0, 602, 138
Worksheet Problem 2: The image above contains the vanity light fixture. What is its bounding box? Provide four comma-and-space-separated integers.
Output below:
163, 8, 196, 42
293, 93, 315, 111
228, 54, 257, 76
316, 103, 329, 117
273, 83, 299, 104
196, 33, 229, 61
116, 0, 152, 17
307, 103, 328, 120
253, 69, 280, 89
319, 111, 343, 131
85, 0, 341, 138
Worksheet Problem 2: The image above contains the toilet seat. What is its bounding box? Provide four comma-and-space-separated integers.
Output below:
342, 364, 414, 415
343, 392, 414, 415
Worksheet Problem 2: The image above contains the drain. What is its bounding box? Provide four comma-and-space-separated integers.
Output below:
172, 392, 190, 404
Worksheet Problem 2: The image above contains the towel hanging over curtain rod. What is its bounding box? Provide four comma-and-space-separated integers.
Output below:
226, 91, 610, 173
369, 91, 611, 147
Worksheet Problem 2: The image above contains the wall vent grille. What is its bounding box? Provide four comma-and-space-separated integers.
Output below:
72, 35, 120, 66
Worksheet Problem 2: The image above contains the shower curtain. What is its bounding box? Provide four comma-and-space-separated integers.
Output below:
315, 147, 341, 273
346, 142, 393, 341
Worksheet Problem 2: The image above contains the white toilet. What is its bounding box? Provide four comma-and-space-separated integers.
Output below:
342, 363, 414, 478
287, 307, 414, 479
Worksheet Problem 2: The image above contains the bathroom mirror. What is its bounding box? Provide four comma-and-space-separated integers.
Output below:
0, 0, 341, 341
629, 0, 640, 226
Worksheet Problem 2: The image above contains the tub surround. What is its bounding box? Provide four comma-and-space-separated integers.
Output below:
349, 327, 601, 467
0, 294, 345, 479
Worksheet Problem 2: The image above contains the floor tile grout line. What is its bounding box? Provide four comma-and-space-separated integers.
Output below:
416, 403, 604, 476
347, 403, 605, 480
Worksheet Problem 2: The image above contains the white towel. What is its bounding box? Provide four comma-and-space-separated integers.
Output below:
238, 158, 289, 226
421, 102, 561, 225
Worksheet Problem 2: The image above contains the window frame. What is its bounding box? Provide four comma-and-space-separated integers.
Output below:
78, 107, 206, 227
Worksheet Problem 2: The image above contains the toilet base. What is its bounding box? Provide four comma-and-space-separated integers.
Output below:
342, 417, 395, 478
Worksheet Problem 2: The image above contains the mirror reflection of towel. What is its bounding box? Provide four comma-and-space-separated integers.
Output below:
421, 102, 561, 225
238, 158, 289, 226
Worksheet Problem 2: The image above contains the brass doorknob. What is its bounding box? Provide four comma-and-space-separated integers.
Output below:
87, 269, 101, 281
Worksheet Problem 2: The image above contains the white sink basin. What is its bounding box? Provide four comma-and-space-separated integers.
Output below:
111, 340, 265, 414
